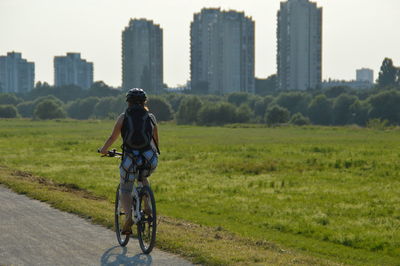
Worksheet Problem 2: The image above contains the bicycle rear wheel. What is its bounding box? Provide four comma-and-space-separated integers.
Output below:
115, 184, 130, 246
137, 186, 157, 254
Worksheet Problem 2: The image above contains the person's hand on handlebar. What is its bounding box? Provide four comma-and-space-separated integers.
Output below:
99, 146, 108, 155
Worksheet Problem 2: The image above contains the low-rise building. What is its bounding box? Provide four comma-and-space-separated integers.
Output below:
322, 79, 374, 89
356, 68, 374, 84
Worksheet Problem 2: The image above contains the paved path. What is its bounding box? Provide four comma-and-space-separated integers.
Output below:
0, 186, 194, 265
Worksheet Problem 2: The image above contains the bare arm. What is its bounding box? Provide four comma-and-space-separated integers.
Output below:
100, 114, 124, 154
153, 125, 159, 147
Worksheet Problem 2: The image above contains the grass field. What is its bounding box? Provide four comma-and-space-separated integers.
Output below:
0, 119, 399, 265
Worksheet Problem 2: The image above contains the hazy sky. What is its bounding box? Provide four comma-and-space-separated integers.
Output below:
1, 0, 399, 87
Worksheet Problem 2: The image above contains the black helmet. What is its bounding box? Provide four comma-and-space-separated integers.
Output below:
126, 88, 147, 103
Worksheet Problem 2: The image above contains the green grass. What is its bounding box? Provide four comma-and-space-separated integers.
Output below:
0, 119, 399, 265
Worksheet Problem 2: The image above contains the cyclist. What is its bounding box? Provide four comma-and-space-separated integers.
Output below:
100, 88, 159, 235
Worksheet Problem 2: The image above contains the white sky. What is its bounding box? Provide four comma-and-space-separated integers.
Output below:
1, 0, 399, 87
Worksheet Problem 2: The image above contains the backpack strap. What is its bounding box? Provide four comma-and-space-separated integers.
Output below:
149, 116, 161, 155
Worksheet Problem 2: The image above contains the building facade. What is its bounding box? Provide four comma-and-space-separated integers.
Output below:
191, 8, 255, 94
54, 53, 93, 89
122, 19, 163, 93
356, 68, 374, 84
277, 0, 322, 91
0, 52, 34, 93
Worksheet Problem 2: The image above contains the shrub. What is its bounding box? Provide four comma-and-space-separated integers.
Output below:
227, 92, 249, 106
367, 90, 400, 124
33, 99, 66, 119
176, 96, 202, 124
93, 97, 118, 119
265, 105, 290, 125
236, 104, 253, 123
366, 118, 389, 130
290, 113, 311, 126
332, 94, 358, 125
16, 101, 35, 118
0, 105, 18, 118
308, 94, 332, 125
0, 94, 22, 105
147, 97, 173, 121
67, 97, 99, 120
197, 102, 237, 126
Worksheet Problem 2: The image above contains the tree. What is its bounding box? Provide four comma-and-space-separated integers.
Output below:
33, 99, 66, 119
34, 95, 64, 107
197, 103, 218, 125
176, 96, 202, 124
255, 74, 277, 95
16, 101, 35, 118
197, 102, 237, 125
27, 82, 54, 100
0, 93, 22, 105
235, 104, 253, 123
308, 94, 332, 125
147, 97, 173, 121
54, 85, 84, 102
265, 105, 290, 125
93, 97, 118, 119
349, 100, 369, 126
377, 58, 399, 88
164, 93, 186, 112
215, 102, 237, 124
0, 105, 18, 118
227, 92, 249, 106
290, 112, 311, 126
274, 91, 310, 115
254, 96, 274, 118
332, 94, 358, 125
67, 97, 99, 119
367, 90, 400, 124
88, 81, 120, 98
324, 86, 351, 98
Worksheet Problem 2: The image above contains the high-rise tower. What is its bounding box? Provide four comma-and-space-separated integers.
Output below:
191, 8, 255, 94
122, 19, 163, 93
277, 0, 322, 91
0, 52, 34, 93
54, 52, 93, 89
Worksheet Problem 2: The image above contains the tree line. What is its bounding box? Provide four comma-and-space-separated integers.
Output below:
0, 58, 399, 126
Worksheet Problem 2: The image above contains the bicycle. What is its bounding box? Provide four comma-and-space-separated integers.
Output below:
100, 149, 157, 254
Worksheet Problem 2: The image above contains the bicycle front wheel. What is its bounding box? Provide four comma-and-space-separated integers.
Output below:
137, 185, 157, 254
115, 184, 130, 246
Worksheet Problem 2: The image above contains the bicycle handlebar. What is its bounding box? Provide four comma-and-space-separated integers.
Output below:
98, 148, 123, 157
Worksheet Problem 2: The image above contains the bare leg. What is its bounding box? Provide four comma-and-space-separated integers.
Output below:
119, 180, 134, 233
121, 192, 132, 220
140, 177, 151, 215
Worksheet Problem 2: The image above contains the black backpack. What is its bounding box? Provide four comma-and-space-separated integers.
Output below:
122, 105, 154, 151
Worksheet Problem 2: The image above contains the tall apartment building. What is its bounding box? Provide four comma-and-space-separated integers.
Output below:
54, 53, 93, 89
0, 52, 34, 93
277, 0, 322, 91
122, 19, 163, 92
356, 68, 374, 84
191, 8, 255, 94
